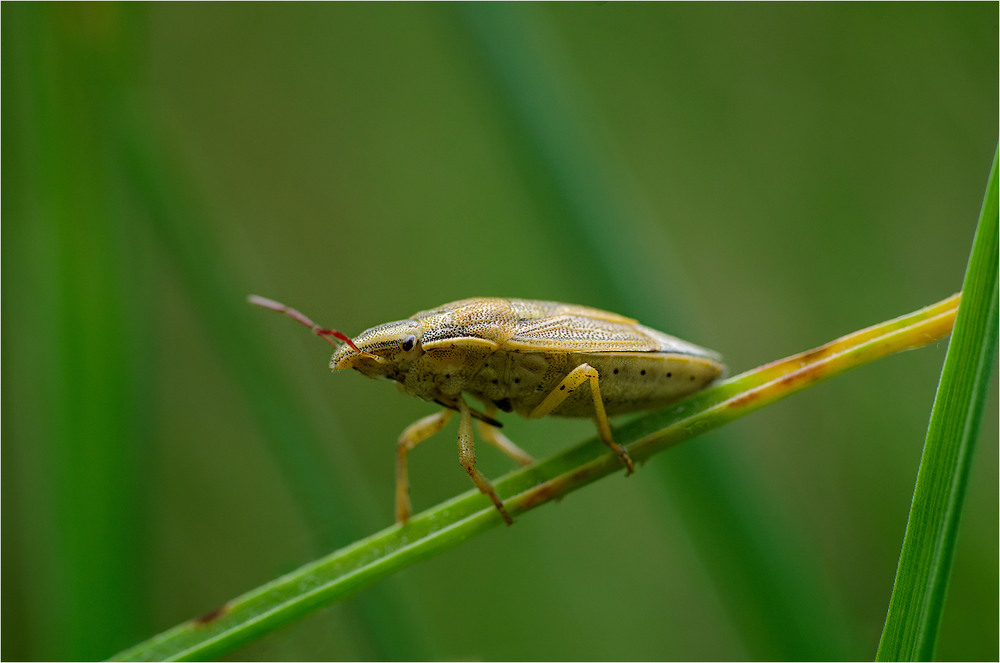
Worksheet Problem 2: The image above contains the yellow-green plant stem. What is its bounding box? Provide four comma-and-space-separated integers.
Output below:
110, 294, 959, 662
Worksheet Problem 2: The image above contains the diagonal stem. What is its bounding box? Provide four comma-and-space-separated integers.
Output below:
110, 294, 959, 662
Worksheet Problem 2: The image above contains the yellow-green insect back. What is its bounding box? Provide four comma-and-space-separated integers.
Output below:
250, 296, 725, 525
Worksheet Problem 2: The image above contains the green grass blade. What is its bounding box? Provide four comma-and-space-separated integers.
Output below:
110, 294, 959, 662
876, 148, 999, 661
107, 32, 433, 663
5, 6, 151, 658
451, 5, 854, 656
16, 7, 435, 658
114, 122, 364, 550
451, 2, 693, 318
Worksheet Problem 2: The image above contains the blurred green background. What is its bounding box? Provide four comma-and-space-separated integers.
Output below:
2, 3, 996, 661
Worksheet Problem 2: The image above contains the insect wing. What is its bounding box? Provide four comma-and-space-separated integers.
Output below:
406, 298, 722, 360
505, 314, 655, 352
506, 302, 722, 361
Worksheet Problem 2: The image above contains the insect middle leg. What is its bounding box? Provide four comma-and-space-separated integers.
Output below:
529, 363, 635, 474
396, 409, 454, 523
457, 397, 514, 525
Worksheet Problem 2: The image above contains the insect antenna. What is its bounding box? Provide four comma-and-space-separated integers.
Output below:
248, 295, 366, 355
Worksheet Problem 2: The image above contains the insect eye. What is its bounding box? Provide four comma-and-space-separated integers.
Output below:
400, 335, 416, 352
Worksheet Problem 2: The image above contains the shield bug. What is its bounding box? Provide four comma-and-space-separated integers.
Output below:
249, 296, 725, 525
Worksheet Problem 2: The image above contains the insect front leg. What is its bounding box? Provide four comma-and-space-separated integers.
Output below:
457, 397, 514, 525
396, 410, 454, 524
477, 404, 535, 466
529, 363, 635, 474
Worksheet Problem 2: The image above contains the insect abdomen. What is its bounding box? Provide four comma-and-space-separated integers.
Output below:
516, 352, 723, 418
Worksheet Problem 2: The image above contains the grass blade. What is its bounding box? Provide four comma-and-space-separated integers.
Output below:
109, 33, 433, 663
876, 148, 998, 661
6, 6, 151, 657
110, 294, 959, 662
450, 5, 855, 655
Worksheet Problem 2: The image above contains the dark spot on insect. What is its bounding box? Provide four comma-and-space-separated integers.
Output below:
492, 379, 499, 385
494, 398, 513, 413
640, 370, 646, 376
193, 604, 229, 626
560, 385, 566, 390
400, 335, 415, 352
666, 372, 672, 378
481, 413, 503, 427
689, 375, 695, 381
613, 368, 619, 374
444, 374, 450, 379
514, 377, 521, 384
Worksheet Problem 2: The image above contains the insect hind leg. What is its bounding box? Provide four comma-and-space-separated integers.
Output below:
529, 363, 635, 474
477, 404, 535, 466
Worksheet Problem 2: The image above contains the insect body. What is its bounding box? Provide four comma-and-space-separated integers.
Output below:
250, 296, 725, 525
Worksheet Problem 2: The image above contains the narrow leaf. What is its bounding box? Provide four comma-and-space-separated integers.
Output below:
876, 148, 998, 661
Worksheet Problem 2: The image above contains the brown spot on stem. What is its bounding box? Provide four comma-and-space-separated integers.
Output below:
517, 464, 602, 512
518, 478, 567, 511
193, 604, 230, 626
726, 389, 763, 409
796, 344, 835, 366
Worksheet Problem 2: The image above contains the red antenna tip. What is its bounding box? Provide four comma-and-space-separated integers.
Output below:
249, 294, 360, 352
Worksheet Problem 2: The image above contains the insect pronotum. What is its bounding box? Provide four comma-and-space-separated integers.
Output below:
250, 295, 725, 525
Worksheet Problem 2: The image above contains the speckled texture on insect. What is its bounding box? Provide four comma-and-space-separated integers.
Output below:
251, 296, 725, 525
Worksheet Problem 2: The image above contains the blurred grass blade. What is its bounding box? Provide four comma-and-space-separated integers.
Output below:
452, 2, 693, 316
452, 5, 854, 657
6, 6, 151, 658
110, 294, 958, 662
114, 111, 363, 550
114, 91, 431, 663
876, 149, 999, 661
99, 9, 432, 659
